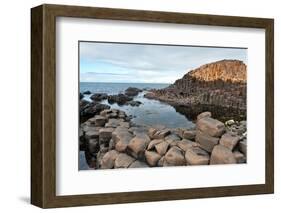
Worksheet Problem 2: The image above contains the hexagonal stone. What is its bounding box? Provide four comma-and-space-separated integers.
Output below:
220, 133, 240, 150
114, 153, 135, 168
195, 130, 219, 153
210, 145, 237, 164
185, 147, 209, 165
197, 116, 225, 137
145, 150, 162, 166
164, 146, 185, 166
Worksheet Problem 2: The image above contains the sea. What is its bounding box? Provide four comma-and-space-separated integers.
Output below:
79, 82, 195, 170
80, 82, 195, 128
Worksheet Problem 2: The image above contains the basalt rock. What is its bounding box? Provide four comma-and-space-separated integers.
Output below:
125, 87, 142, 96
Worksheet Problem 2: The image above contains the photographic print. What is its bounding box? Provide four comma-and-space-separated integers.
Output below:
79, 42, 247, 170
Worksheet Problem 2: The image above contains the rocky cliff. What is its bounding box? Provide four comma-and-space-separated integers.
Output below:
145, 60, 247, 121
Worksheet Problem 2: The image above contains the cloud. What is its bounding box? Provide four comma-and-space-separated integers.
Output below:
79, 42, 247, 83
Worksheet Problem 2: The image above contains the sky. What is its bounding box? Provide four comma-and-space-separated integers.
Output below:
79, 42, 247, 84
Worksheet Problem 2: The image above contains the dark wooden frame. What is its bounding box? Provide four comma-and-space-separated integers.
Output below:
31, 4, 274, 208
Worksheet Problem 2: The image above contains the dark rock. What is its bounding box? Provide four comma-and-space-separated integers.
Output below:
126, 100, 142, 106
233, 150, 246, 163
90, 93, 108, 101
99, 128, 114, 146
81, 102, 110, 120
88, 139, 99, 153
108, 94, 133, 105
239, 139, 247, 156
80, 93, 84, 100
83, 90, 91, 95
125, 87, 142, 96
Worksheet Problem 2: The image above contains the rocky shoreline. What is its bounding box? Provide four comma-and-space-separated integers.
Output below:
144, 60, 247, 122
79, 107, 247, 169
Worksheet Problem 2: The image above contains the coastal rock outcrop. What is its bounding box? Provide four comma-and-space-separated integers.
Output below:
144, 60, 247, 121
79, 111, 247, 169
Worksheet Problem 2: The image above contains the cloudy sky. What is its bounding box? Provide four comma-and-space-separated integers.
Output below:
79, 42, 247, 84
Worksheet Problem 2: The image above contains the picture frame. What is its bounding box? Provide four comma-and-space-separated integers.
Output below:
31, 4, 274, 208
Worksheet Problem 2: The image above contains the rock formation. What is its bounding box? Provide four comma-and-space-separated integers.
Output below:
79, 110, 247, 170
145, 60, 247, 121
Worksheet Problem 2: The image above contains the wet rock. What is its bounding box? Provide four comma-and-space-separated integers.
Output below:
155, 141, 169, 156
108, 94, 133, 105
114, 153, 135, 168
129, 160, 149, 168
80, 93, 84, 100
81, 103, 110, 119
210, 145, 236, 164
233, 150, 246, 163
83, 90, 91, 95
183, 130, 196, 140
99, 128, 114, 146
195, 130, 219, 153
219, 133, 240, 150
145, 150, 162, 166
125, 87, 142, 96
185, 147, 209, 165
90, 93, 108, 101
100, 150, 119, 169
127, 134, 150, 159
164, 146, 185, 166
127, 100, 142, 106
197, 116, 225, 137
197, 111, 212, 120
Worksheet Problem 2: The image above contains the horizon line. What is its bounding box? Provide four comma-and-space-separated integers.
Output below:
80, 81, 172, 84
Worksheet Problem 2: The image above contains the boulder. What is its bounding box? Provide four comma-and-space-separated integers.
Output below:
113, 128, 134, 152
147, 139, 164, 150
164, 146, 185, 166
155, 141, 169, 156
176, 139, 193, 151
145, 150, 162, 166
219, 133, 240, 150
83, 90, 91, 95
108, 94, 133, 105
197, 111, 212, 120
127, 134, 150, 159
105, 118, 124, 128
165, 133, 181, 145
183, 130, 196, 140
80, 93, 84, 100
81, 103, 110, 119
100, 150, 119, 169
114, 153, 135, 168
129, 160, 149, 168
233, 150, 246, 163
195, 130, 219, 152
90, 93, 108, 101
85, 129, 99, 141
125, 87, 142, 96
149, 129, 171, 140
210, 145, 237, 164
94, 115, 108, 127
126, 100, 142, 106
197, 116, 225, 137
99, 128, 114, 146
185, 147, 209, 165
